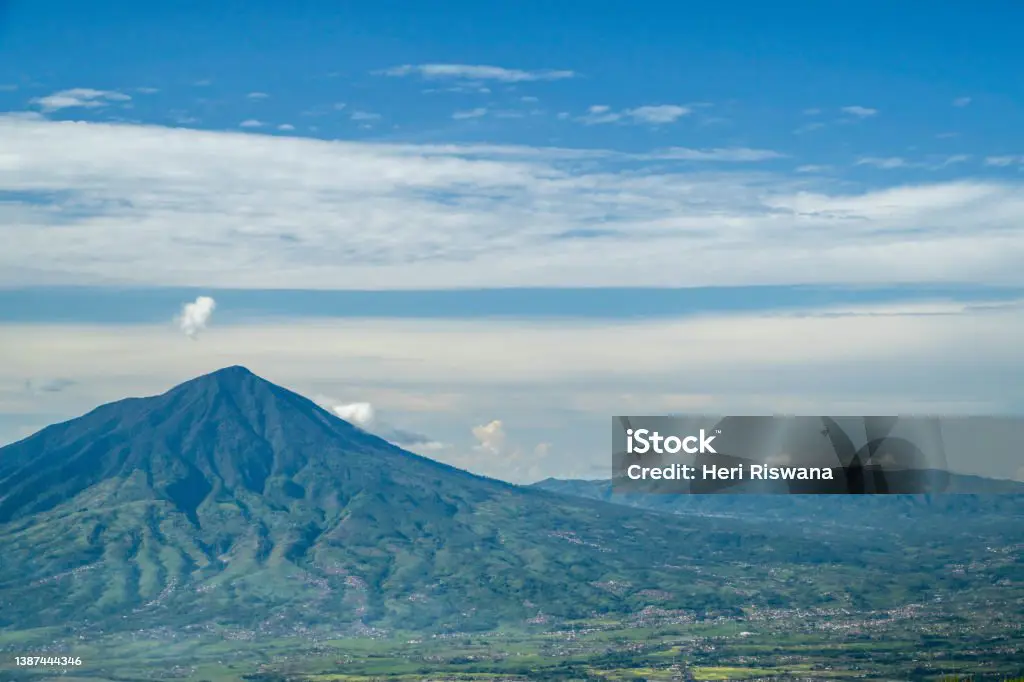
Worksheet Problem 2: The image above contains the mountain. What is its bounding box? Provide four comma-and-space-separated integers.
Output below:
530, 476, 1024, 528
0, 367, 1020, 639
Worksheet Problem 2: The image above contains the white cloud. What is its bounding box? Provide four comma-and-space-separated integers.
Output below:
239, 119, 264, 128
626, 104, 691, 124
467, 419, 552, 481
579, 104, 691, 125
32, 88, 131, 112
937, 154, 971, 167
795, 164, 832, 173
277, 123, 295, 131
840, 105, 878, 118
647, 147, 782, 161
350, 111, 381, 121
247, 92, 269, 100
330, 401, 375, 427
856, 156, 907, 169
136, 87, 160, 94
985, 156, 1023, 167
953, 96, 972, 107
452, 107, 488, 120
314, 397, 446, 452
377, 64, 575, 82
1, 116, 1023, 290
794, 121, 826, 134
175, 296, 216, 339
472, 419, 507, 454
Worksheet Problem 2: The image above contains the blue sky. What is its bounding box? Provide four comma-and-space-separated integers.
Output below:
0, 1, 1022, 482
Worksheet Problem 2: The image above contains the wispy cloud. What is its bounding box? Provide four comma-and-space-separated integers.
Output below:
277, 123, 295, 131
578, 104, 691, 125
377, 64, 576, 82
855, 156, 907, 169
247, 92, 269, 100
627, 104, 691, 124
985, 156, 1024, 167
795, 164, 833, 173
953, 96, 972, 107
136, 87, 160, 94
32, 88, 131, 112
794, 121, 826, 134
350, 111, 381, 121
840, 105, 878, 118
239, 119, 264, 128
452, 107, 488, 120
1, 116, 1022, 290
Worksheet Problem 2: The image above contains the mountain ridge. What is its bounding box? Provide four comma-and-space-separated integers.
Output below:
1, 367, 1019, 638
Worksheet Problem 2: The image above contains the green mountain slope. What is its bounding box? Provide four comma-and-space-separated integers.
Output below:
0, 367, 1019, 638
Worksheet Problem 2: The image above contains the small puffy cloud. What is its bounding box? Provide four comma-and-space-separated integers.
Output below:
136, 87, 160, 94
317, 398, 446, 451
952, 96, 972, 107
176, 296, 216, 339
840, 105, 878, 118
32, 88, 131, 112
520, 96, 539, 103
452, 107, 488, 120
472, 419, 507, 454
277, 123, 295, 131
465, 420, 552, 482
247, 92, 269, 100
239, 119, 263, 128
331, 401, 375, 427
377, 64, 576, 82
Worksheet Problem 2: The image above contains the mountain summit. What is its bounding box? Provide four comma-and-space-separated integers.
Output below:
0, 368, 934, 635
0, 365, 485, 526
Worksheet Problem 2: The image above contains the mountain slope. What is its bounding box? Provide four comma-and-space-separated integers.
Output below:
0, 367, 1018, 637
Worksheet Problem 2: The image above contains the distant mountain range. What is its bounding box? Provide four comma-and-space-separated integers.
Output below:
530, 476, 1024, 529
1, 366, 1021, 638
